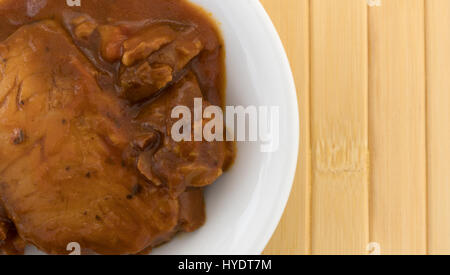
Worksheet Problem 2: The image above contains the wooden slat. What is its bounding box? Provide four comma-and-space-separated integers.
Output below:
368, 0, 427, 254
260, 0, 311, 255
262, 0, 450, 254
310, 0, 369, 254
425, 0, 450, 255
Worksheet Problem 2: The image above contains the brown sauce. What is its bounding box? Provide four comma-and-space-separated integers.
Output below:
0, 0, 234, 255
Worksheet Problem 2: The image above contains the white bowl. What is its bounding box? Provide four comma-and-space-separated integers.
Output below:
153, 0, 299, 255
26, 0, 299, 255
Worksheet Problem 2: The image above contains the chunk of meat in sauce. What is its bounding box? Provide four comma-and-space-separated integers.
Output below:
0, 233, 26, 255
0, 205, 9, 242
97, 25, 128, 62
72, 15, 98, 40
0, 0, 233, 255
0, 205, 25, 255
68, 18, 204, 102
121, 24, 177, 66
69, 16, 128, 62
119, 62, 173, 102
178, 188, 206, 232
119, 25, 204, 102
135, 72, 227, 197
0, 21, 180, 255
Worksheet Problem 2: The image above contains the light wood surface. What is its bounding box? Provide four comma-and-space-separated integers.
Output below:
426, 0, 450, 255
368, 0, 427, 255
369, 0, 426, 254
261, 0, 450, 255
309, 0, 369, 254
260, 0, 311, 256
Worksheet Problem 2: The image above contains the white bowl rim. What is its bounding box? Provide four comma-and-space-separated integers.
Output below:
247, 0, 299, 254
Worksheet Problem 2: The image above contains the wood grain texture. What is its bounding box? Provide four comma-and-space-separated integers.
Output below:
262, 0, 449, 255
368, 0, 427, 255
426, 0, 450, 255
309, 0, 369, 255
260, 0, 311, 255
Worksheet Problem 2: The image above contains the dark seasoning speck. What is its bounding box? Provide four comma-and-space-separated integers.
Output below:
12, 128, 25, 145
126, 184, 142, 199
